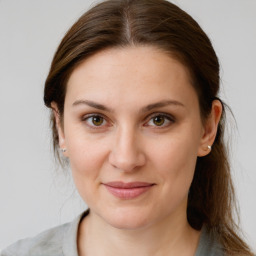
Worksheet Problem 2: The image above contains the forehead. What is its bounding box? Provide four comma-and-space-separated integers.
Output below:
65, 46, 198, 110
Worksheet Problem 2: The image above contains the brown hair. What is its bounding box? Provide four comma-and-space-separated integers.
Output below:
44, 0, 253, 254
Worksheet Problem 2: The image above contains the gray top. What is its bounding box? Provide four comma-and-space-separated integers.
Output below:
1, 211, 223, 256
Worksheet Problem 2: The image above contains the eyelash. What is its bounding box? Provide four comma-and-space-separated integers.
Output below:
144, 113, 175, 128
81, 114, 109, 129
81, 113, 175, 129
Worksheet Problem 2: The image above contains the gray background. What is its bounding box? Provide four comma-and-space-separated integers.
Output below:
0, 0, 255, 251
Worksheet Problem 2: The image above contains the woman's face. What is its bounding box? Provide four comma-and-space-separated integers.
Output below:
58, 46, 209, 230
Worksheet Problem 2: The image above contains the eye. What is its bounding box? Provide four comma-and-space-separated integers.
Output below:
82, 114, 107, 128
145, 114, 174, 127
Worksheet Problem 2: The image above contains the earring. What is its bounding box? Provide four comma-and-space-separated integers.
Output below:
60, 148, 67, 153
207, 145, 212, 151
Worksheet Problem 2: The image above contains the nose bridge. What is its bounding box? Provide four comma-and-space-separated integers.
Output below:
118, 125, 137, 156
109, 124, 145, 171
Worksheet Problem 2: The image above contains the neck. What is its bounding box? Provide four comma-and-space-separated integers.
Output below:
78, 210, 201, 256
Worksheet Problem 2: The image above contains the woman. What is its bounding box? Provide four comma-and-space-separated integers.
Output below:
1, 0, 254, 255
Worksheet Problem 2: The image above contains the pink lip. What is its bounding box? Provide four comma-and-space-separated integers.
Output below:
103, 181, 155, 200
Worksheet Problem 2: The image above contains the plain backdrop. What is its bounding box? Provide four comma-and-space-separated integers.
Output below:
0, 0, 255, 252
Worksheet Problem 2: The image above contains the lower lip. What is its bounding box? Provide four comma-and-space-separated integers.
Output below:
104, 185, 153, 200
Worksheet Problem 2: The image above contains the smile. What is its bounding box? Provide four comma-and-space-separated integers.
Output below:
103, 181, 155, 200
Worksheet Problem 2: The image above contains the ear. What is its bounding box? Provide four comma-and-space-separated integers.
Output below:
197, 100, 222, 157
51, 102, 68, 157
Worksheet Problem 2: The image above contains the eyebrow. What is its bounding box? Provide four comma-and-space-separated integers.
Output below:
72, 99, 184, 112
141, 100, 185, 112
72, 99, 113, 112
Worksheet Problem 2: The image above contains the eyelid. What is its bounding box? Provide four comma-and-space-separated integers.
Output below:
143, 112, 175, 127
81, 113, 105, 121
81, 112, 175, 129
146, 112, 175, 121
81, 113, 111, 128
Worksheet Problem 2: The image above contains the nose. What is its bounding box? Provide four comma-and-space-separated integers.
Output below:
108, 127, 146, 172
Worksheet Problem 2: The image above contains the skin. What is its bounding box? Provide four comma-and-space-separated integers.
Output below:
53, 46, 222, 256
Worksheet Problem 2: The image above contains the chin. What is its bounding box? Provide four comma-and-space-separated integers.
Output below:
101, 206, 155, 230
108, 217, 151, 230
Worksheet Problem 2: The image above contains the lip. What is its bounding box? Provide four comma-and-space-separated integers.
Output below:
103, 181, 155, 200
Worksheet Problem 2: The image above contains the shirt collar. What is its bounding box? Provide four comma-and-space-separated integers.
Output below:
62, 210, 89, 256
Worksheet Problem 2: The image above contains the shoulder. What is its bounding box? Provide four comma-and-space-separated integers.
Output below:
0, 223, 70, 256
0, 211, 88, 256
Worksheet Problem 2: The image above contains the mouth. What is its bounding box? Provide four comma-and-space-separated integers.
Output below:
102, 181, 155, 200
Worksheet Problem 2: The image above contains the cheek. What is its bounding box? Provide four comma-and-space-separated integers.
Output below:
148, 138, 198, 219
69, 142, 105, 174
152, 133, 199, 192
65, 133, 110, 201
65, 125, 109, 171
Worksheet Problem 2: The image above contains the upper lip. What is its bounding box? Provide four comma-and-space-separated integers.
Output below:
103, 181, 155, 188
